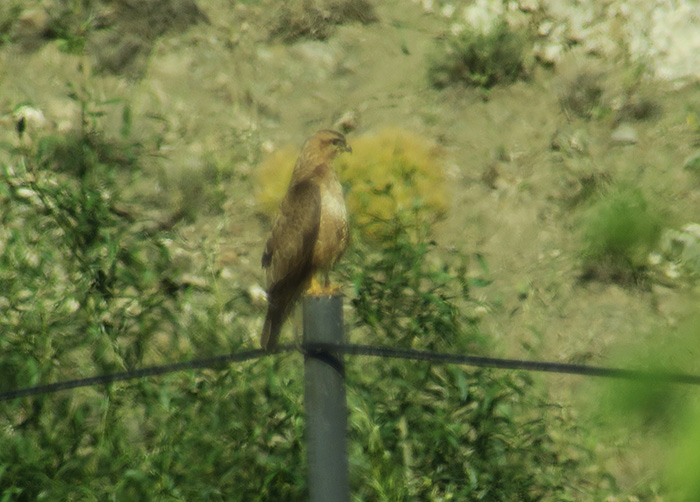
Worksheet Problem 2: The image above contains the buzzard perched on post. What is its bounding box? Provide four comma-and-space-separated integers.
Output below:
260, 130, 351, 351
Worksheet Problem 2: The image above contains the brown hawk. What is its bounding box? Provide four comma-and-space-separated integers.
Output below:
260, 130, 351, 351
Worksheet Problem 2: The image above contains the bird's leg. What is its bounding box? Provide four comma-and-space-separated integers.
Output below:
306, 272, 341, 296
306, 275, 325, 296
321, 271, 342, 295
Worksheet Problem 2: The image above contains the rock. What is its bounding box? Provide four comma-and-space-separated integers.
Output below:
334, 111, 358, 133
248, 284, 268, 307
538, 21, 555, 37
535, 42, 564, 65
13, 106, 48, 143
543, 0, 700, 80
610, 124, 639, 145
418, 0, 434, 13
441, 4, 456, 18
13, 105, 47, 130
682, 223, 700, 240
658, 225, 700, 276
550, 126, 589, 155
12, 9, 49, 51
518, 0, 539, 13
462, 0, 504, 34
292, 41, 340, 78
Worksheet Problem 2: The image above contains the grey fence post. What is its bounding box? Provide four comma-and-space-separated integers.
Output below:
303, 295, 350, 502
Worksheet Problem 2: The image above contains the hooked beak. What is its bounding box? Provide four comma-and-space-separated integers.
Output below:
344, 143, 352, 154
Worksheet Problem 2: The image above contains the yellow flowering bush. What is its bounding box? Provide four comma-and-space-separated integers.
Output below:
255, 128, 449, 236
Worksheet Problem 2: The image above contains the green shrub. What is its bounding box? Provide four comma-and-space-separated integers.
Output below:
1, 101, 611, 499
0, 95, 262, 500
342, 212, 479, 351
0, 0, 22, 46
340, 213, 612, 501
557, 68, 605, 119
429, 21, 527, 89
683, 150, 700, 173
1, 120, 171, 376
580, 185, 663, 284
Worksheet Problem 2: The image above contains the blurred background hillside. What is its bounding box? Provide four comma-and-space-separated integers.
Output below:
1, 0, 700, 500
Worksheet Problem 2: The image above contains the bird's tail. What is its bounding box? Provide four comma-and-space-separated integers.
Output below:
261, 283, 302, 351
260, 308, 283, 351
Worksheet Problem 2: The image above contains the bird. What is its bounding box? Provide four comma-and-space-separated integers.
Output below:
260, 129, 352, 351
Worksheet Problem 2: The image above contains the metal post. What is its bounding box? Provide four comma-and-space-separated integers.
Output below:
303, 295, 350, 502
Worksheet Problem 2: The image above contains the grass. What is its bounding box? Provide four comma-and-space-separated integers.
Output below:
0, 0, 23, 46
269, 0, 377, 43
428, 21, 528, 89
557, 65, 605, 119
579, 185, 664, 285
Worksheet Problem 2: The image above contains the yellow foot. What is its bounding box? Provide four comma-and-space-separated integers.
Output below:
306, 277, 325, 296
306, 277, 342, 296
323, 283, 342, 295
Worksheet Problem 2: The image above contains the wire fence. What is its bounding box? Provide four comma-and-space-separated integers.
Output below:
0, 346, 283, 402
2, 342, 699, 402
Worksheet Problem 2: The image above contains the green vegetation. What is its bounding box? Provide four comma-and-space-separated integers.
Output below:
429, 21, 528, 89
684, 150, 700, 173
557, 60, 659, 121
1, 97, 171, 381
344, 212, 478, 352
1, 103, 612, 499
0, 1, 23, 46
5, 0, 206, 74
0, 96, 262, 500
3, 0, 700, 500
557, 66, 605, 119
579, 185, 664, 285
343, 216, 611, 500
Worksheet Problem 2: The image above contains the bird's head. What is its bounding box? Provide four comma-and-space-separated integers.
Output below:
291, 130, 352, 184
306, 129, 352, 160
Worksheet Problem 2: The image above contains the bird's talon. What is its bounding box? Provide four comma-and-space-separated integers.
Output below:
306, 277, 342, 296
306, 277, 325, 296
324, 283, 342, 295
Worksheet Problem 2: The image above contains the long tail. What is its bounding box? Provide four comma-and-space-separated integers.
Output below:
260, 278, 305, 351
260, 306, 284, 351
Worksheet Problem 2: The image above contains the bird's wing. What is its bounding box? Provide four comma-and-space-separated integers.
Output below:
262, 179, 321, 293
260, 180, 321, 350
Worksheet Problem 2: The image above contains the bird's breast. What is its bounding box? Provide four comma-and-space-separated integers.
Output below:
313, 176, 348, 269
